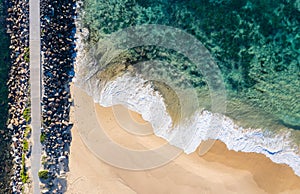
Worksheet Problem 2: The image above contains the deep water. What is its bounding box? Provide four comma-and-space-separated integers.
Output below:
81, 0, 300, 139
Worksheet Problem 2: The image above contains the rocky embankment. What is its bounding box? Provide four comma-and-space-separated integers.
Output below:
5, 0, 31, 193
0, 1, 11, 193
40, 0, 76, 192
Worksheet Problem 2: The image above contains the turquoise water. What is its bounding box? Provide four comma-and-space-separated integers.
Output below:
81, 0, 300, 141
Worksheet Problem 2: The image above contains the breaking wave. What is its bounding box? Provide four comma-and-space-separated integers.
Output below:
73, 21, 300, 177
76, 70, 300, 176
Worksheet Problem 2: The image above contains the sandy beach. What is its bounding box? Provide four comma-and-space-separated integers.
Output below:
66, 84, 300, 194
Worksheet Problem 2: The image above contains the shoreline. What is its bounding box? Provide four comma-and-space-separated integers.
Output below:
88, 72, 300, 177
71, 2, 300, 192
73, 11, 300, 175
67, 85, 300, 193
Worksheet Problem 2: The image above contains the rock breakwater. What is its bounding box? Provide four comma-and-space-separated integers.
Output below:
0, 0, 12, 192
40, 0, 76, 192
5, 0, 31, 193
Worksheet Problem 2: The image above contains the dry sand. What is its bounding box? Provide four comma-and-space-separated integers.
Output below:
66, 85, 300, 194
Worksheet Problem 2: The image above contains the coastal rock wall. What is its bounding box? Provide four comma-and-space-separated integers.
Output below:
41, 0, 76, 192
0, 0, 12, 193
5, 0, 30, 193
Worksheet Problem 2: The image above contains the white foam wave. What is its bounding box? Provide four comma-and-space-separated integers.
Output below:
90, 74, 300, 177
99, 74, 173, 132
74, 26, 300, 177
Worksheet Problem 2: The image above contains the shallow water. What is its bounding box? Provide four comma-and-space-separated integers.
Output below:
76, 0, 300, 175
81, 0, 300, 134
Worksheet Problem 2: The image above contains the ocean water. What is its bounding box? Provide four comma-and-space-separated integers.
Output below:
76, 0, 300, 175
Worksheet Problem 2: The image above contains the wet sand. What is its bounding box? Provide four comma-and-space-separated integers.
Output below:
66, 85, 300, 194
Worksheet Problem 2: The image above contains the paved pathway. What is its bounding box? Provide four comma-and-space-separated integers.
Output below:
29, 0, 41, 193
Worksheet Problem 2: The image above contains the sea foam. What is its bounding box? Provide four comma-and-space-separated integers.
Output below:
74, 22, 300, 177
82, 73, 300, 177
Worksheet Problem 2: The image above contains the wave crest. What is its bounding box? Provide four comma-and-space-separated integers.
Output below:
76, 72, 300, 177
